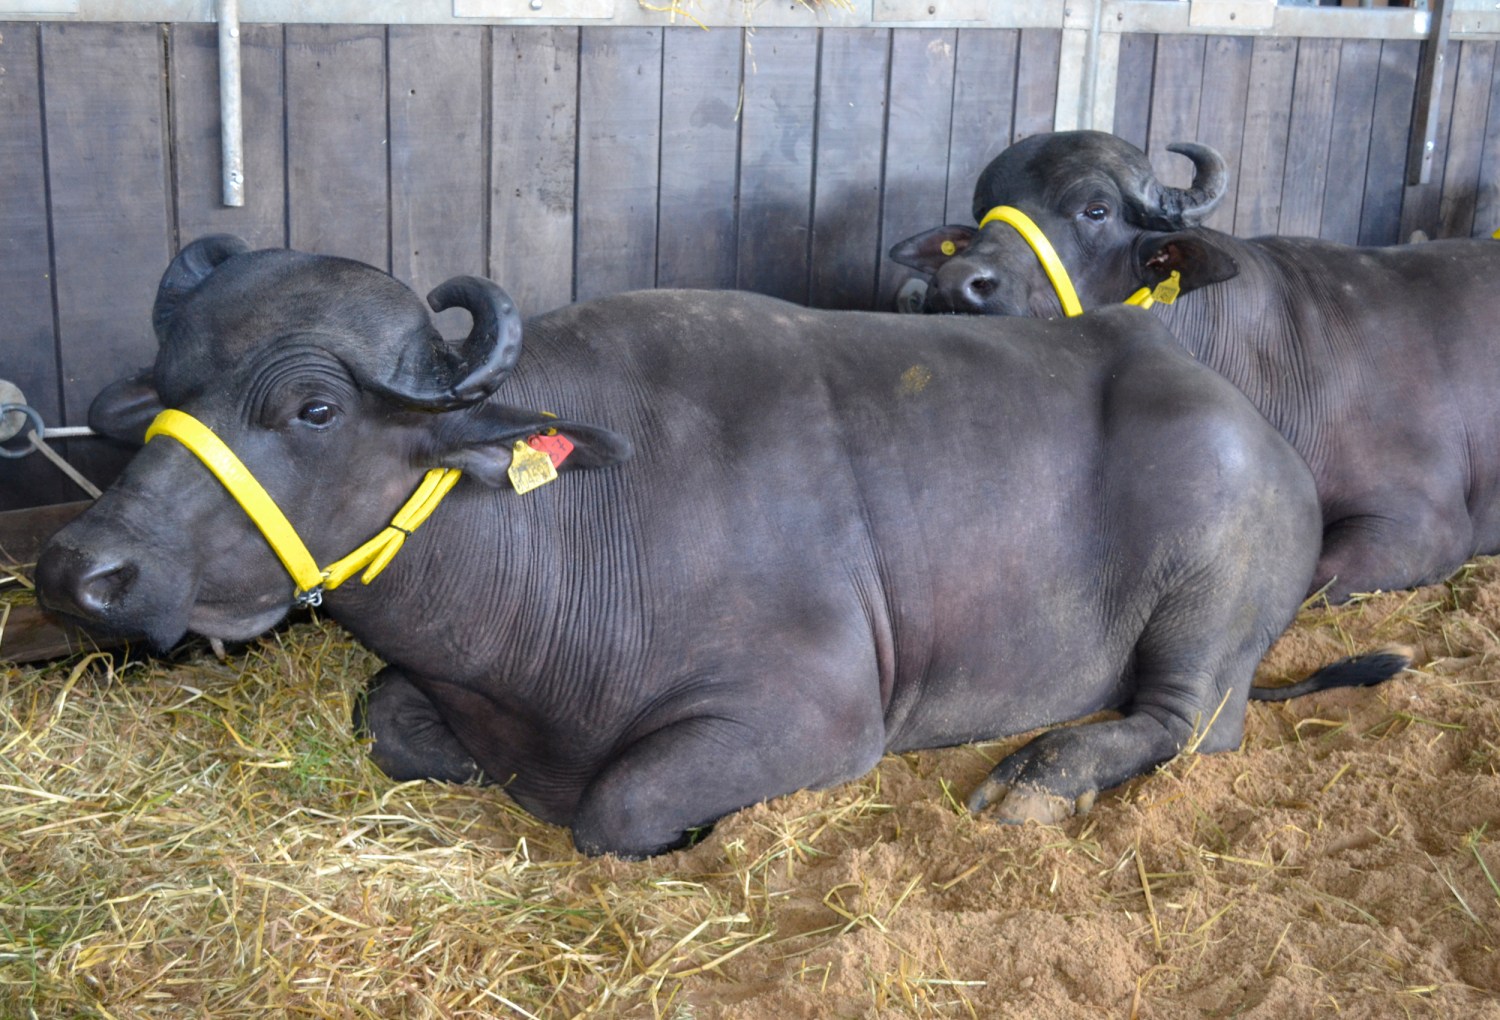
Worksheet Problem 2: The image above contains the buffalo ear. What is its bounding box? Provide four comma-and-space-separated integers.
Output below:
1137, 232, 1241, 295
88, 369, 166, 446
434, 408, 633, 489
888, 225, 977, 274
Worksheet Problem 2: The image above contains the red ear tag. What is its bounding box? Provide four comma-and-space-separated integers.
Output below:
527, 433, 575, 468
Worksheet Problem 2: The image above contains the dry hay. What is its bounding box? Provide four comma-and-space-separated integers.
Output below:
2, 561, 1499, 1019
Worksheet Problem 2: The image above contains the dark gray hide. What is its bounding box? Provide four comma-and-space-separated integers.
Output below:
38, 238, 1400, 858
889, 129, 1500, 604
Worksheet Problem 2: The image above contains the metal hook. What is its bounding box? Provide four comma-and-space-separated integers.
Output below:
0, 402, 103, 498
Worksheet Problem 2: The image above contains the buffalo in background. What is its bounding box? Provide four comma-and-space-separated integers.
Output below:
891, 130, 1500, 604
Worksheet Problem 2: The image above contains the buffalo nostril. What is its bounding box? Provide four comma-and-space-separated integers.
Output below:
36, 546, 139, 619
74, 561, 139, 615
968, 276, 998, 299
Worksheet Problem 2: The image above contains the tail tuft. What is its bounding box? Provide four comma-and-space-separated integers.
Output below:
1249, 644, 1412, 702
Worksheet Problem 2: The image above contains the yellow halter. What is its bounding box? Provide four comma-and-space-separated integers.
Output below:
976, 205, 1181, 315
145, 409, 460, 607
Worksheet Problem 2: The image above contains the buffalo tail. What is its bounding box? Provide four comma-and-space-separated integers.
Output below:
1248, 644, 1413, 702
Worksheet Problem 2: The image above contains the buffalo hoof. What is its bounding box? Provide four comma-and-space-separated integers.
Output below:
355, 669, 486, 786
968, 780, 1096, 826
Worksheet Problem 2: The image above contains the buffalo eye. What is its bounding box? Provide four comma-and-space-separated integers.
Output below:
1082, 202, 1110, 223
296, 401, 337, 428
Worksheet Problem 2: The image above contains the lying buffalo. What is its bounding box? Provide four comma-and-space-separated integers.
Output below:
890, 130, 1500, 604
37, 236, 1405, 858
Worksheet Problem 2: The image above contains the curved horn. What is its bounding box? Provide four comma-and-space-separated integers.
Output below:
382, 276, 523, 409
152, 234, 251, 340
1154, 143, 1228, 227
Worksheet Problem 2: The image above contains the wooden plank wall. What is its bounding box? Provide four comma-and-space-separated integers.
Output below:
1130, 33, 1499, 247
1, 22, 1498, 511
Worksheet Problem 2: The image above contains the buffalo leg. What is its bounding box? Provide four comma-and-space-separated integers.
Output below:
1315, 501, 1473, 603
968, 711, 1200, 825
570, 689, 885, 859
353, 666, 484, 784
970, 583, 1277, 825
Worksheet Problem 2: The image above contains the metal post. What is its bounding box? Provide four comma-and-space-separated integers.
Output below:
1406, 0, 1453, 186
217, 0, 245, 207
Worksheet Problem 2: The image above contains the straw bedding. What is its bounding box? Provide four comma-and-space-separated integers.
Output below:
2, 560, 1498, 1018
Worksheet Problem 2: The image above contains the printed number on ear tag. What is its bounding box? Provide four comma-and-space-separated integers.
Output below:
508, 440, 558, 494
527, 432, 574, 468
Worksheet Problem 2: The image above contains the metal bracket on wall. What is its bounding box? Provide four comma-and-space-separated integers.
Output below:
1188, 0, 1276, 31
455, 0, 615, 18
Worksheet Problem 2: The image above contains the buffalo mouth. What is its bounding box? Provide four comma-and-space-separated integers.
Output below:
36, 546, 293, 649
186, 597, 292, 644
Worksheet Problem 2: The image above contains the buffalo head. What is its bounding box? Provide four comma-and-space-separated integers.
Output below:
38, 236, 629, 647
889, 131, 1240, 316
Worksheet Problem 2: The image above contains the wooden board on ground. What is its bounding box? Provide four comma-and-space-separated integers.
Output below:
0, 500, 124, 664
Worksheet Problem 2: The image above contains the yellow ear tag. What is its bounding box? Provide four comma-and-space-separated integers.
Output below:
940, 240, 957, 256
508, 439, 558, 494
1151, 270, 1182, 306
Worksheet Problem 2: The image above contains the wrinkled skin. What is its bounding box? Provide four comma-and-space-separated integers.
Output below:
890, 130, 1500, 603
39, 239, 1393, 858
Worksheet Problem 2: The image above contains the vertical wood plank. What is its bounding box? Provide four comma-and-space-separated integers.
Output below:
879, 28, 956, 308
575, 27, 662, 302
0, 24, 67, 509
286, 25, 388, 269
1360, 40, 1419, 245
1400, 39, 1461, 240
1319, 39, 1380, 245
657, 27, 742, 291
1112, 34, 1156, 153
170, 23, 286, 250
1146, 34, 1206, 190
1054, 28, 1089, 133
389, 25, 485, 337
41, 23, 174, 491
945, 29, 1018, 223
809, 29, 889, 311
1476, 51, 1500, 237
736, 28, 816, 304
1438, 41, 1497, 239
1234, 37, 1297, 237
1194, 35, 1253, 234
1278, 38, 1341, 239
1012, 29, 1060, 142
491, 26, 578, 317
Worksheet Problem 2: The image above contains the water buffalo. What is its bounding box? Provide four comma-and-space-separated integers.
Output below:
890, 130, 1500, 604
37, 236, 1405, 858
